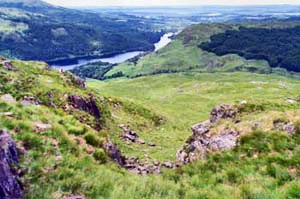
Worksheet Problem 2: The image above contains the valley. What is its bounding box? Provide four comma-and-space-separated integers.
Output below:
53, 32, 175, 70
88, 72, 300, 161
0, 1, 300, 199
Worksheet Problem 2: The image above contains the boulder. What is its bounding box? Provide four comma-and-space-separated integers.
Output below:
148, 142, 156, 147
0, 94, 16, 104
0, 129, 24, 199
20, 96, 39, 106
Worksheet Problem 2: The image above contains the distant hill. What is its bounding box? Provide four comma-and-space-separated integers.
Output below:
0, 0, 52, 8
0, 0, 162, 62
105, 22, 300, 78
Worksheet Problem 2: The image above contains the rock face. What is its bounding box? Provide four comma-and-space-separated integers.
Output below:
177, 104, 241, 164
68, 95, 101, 119
0, 130, 24, 199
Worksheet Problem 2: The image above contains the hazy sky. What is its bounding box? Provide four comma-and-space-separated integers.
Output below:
44, 0, 300, 7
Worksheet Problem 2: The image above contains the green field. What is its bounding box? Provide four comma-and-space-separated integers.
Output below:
88, 72, 300, 161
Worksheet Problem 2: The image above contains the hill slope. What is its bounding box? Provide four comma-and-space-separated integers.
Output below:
105, 22, 300, 78
1, 55, 300, 198
0, 0, 162, 62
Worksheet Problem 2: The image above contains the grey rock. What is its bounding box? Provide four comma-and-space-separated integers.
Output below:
103, 141, 126, 166
0, 94, 16, 104
283, 124, 296, 135
0, 129, 24, 199
177, 104, 241, 164
209, 130, 240, 151
163, 161, 173, 168
148, 142, 156, 147
20, 96, 39, 106
191, 121, 211, 136
210, 104, 238, 123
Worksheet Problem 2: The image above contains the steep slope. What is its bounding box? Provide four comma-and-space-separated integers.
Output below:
0, 0, 162, 62
105, 22, 300, 78
0, 56, 167, 198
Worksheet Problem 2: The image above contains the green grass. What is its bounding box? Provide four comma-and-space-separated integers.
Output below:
1, 57, 300, 198
88, 72, 300, 161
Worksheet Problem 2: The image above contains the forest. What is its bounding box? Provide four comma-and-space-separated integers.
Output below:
0, 1, 163, 61
200, 26, 300, 72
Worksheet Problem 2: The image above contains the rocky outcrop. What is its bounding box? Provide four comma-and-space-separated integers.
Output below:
177, 104, 241, 164
68, 95, 101, 119
0, 130, 24, 199
210, 104, 238, 123
103, 141, 126, 166
273, 120, 299, 135
124, 157, 161, 175
20, 96, 39, 106
103, 141, 175, 175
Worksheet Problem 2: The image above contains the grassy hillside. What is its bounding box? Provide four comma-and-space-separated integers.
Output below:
88, 72, 300, 161
1, 56, 300, 198
88, 71, 300, 198
105, 23, 300, 78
